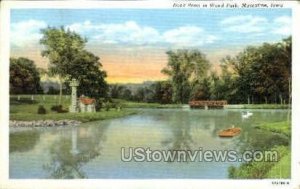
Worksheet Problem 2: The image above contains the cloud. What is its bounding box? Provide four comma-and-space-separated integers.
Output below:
11, 19, 217, 48
163, 26, 217, 47
68, 20, 161, 45
67, 20, 217, 47
11, 19, 47, 47
221, 15, 268, 33
272, 16, 292, 35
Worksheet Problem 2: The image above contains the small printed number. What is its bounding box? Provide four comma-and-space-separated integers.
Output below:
271, 181, 290, 185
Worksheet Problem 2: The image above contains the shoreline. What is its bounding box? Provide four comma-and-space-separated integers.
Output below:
9, 120, 81, 128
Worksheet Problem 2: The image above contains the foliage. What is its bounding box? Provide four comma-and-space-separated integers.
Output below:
51, 105, 68, 113
40, 27, 108, 100
37, 105, 47, 114
223, 37, 291, 104
162, 49, 210, 103
10, 95, 136, 122
10, 57, 43, 94
47, 86, 60, 94
63, 50, 108, 98
150, 81, 173, 104
228, 146, 290, 179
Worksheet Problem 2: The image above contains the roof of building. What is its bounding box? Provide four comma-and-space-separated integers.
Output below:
79, 97, 96, 105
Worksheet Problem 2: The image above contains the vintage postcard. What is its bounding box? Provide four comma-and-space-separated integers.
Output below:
0, 0, 299, 189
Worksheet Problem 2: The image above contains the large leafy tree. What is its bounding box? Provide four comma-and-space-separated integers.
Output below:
10, 57, 42, 94
222, 37, 291, 104
40, 27, 108, 100
162, 49, 210, 103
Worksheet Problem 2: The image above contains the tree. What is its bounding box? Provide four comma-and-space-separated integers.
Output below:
40, 27, 86, 104
162, 49, 210, 103
63, 50, 108, 98
10, 57, 42, 94
151, 81, 173, 104
40, 27, 108, 100
221, 37, 291, 104
110, 85, 125, 99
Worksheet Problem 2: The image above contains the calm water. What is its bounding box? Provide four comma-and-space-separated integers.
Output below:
9, 109, 289, 179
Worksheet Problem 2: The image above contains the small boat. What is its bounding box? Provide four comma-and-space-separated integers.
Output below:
218, 127, 241, 137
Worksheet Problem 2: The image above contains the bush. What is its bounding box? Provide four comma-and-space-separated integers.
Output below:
50, 105, 68, 113
95, 99, 103, 112
103, 102, 111, 111
37, 105, 46, 114
51, 105, 62, 112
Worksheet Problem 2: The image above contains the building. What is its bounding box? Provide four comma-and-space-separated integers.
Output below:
79, 96, 96, 113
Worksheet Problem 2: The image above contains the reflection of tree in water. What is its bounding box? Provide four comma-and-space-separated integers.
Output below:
10, 130, 40, 153
161, 112, 193, 161
43, 124, 108, 179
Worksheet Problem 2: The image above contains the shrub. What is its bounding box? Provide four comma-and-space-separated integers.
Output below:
95, 99, 103, 112
51, 105, 62, 112
103, 102, 111, 111
50, 105, 68, 113
37, 105, 46, 114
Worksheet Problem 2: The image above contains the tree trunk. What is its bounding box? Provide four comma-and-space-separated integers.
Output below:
264, 96, 268, 104
279, 94, 283, 105
59, 77, 63, 105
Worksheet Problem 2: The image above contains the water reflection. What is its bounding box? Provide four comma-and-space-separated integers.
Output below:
9, 109, 289, 179
162, 112, 193, 152
43, 124, 108, 178
10, 130, 40, 153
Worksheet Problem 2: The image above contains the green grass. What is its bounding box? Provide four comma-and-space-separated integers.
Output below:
229, 120, 291, 179
228, 146, 290, 179
266, 151, 291, 178
255, 121, 291, 137
10, 110, 137, 122
119, 101, 182, 109
226, 104, 290, 109
10, 95, 137, 122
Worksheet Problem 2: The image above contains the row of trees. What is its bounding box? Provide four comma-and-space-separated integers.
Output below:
109, 37, 291, 104
159, 37, 291, 104
109, 81, 173, 104
9, 25, 291, 105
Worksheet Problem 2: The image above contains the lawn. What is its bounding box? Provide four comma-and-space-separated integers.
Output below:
266, 150, 291, 178
10, 95, 137, 122
115, 99, 183, 109
255, 121, 291, 137
10, 110, 137, 122
229, 120, 291, 179
226, 104, 290, 109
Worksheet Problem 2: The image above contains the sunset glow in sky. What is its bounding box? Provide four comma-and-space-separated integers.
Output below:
10, 9, 291, 83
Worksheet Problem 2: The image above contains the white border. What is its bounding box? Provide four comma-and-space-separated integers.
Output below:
0, 1, 299, 189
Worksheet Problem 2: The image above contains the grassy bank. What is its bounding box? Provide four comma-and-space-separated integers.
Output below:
117, 100, 183, 109
10, 110, 137, 123
266, 150, 291, 178
228, 121, 291, 179
255, 121, 291, 137
226, 104, 290, 109
10, 95, 137, 122
229, 146, 290, 179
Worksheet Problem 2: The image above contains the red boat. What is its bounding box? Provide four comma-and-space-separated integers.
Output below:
218, 127, 241, 137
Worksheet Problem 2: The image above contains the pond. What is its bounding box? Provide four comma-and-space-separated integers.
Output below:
9, 109, 289, 179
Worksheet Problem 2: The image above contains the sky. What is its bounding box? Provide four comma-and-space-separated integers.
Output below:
10, 9, 292, 83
